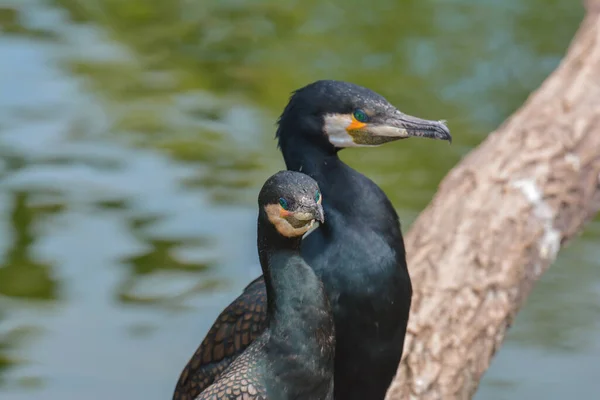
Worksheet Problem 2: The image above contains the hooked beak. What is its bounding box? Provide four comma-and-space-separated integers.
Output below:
313, 204, 325, 224
352, 110, 451, 145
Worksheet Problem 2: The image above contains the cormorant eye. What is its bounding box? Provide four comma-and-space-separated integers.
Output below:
314, 190, 321, 203
353, 109, 369, 123
279, 198, 289, 210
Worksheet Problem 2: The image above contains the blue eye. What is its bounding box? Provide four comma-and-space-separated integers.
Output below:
353, 109, 368, 123
279, 198, 289, 210
314, 190, 321, 203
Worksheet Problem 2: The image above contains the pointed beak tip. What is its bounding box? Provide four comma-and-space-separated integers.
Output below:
445, 132, 453, 145
436, 120, 452, 144
316, 206, 325, 224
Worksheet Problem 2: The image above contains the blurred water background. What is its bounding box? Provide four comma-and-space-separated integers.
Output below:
0, 0, 598, 399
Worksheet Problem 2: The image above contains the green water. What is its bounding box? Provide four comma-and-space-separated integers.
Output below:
0, 0, 598, 399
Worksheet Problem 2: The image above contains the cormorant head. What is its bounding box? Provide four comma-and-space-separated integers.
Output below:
276, 80, 451, 152
259, 171, 324, 238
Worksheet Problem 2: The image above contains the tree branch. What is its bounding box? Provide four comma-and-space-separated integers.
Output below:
385, 3, 600, 399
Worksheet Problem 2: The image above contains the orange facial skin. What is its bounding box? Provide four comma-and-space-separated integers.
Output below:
346, 114, 367, 132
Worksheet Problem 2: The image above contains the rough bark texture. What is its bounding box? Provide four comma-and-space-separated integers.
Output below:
385, 3, 600, 399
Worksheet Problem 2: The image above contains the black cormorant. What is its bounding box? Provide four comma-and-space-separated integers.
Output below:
193, 170, 334, 400
174, 80, 451, 400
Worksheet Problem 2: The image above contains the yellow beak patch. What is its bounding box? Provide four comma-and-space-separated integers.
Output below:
346, 114, 367, 132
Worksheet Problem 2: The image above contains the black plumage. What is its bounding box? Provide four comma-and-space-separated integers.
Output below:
183, 171, 334, 400
174, 80, 451, 400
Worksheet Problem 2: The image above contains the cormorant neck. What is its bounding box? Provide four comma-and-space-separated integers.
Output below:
277, 120, 338, 174
257, 210, 334, 398
281, 141, 338, 174
257, 210, 303, 317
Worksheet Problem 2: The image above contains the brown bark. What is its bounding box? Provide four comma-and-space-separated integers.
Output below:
385, 3, 600, 399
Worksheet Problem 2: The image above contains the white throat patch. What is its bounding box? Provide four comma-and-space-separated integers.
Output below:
323, 114, 361, 148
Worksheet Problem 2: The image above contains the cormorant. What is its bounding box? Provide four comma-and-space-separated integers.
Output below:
174, 80, 451, 400
193, 170, 334, 400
